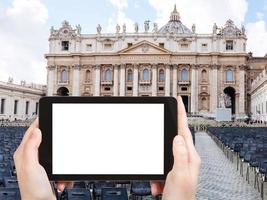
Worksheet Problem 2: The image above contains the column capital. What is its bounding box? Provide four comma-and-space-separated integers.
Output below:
152, 63, 157, 69
93, 64, 100, 70
120, 63, 126, 68
47, 65, 56, 70
191, 64, 198, 69
172, 64, 178, 68
133, 63, 139, 69
239, 64, 248, 70
165, 64, 170, 68
72, 64, 81, 70
211, 64, 220, 70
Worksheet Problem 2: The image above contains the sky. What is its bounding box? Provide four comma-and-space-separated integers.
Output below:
0, 0, 267, 84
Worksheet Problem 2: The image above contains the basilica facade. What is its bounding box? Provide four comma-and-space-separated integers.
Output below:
46, 6, 262, 119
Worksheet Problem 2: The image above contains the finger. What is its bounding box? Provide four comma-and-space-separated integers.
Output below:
176, 96, 190, 135
23, 127, 42, 165
57, 181, 74, 192
20, 118, 39, 148
150, 181, 164, 196
172, 135, 189, 171
176, 96, 195, 150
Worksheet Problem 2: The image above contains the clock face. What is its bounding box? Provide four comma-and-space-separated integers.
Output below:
63, 29, 69, 34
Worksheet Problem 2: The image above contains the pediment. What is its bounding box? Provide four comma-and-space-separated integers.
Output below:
118, 40, 171, 55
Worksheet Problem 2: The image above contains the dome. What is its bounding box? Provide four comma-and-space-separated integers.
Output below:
158, 5, 192, 34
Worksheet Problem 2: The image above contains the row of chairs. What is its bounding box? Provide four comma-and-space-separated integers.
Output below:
0, 126, 160, 200
207, 127, 267, 199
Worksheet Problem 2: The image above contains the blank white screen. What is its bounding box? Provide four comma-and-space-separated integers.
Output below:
52, 103, 164, 175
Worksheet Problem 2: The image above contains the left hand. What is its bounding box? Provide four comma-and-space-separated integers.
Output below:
14, 118, 72, 200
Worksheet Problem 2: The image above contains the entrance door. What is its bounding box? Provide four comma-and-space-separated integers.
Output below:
181, 96, 189, 113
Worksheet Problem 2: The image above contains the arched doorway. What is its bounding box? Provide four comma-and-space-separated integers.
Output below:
57, 87, 69, 96
223, 87, 235, 114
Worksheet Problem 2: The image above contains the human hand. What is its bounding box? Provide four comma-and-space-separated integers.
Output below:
13, 118, 73, 200
151, 96, 201, 200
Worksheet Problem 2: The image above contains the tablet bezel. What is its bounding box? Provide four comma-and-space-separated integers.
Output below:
39, 96, 177, 181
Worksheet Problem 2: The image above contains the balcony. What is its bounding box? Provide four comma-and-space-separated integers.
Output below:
178, 80, 190, 85
139, 80, 151, 85
58, 80, 69, 85
224, 80, 236, 85
101, 80, 113, 86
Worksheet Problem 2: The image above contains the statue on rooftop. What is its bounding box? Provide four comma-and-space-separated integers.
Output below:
144, 20, 150, 32
76, 24, 81, 35
116, 24, 120, 33
97, 24, 102, 34
153, 23, 158, 32
134, 22, 139, 33
213, 23, 218, 34
192, 24, 196, 33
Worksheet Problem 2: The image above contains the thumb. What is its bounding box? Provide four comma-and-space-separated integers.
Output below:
24, 128, 42, 165
172, 135, 189, 172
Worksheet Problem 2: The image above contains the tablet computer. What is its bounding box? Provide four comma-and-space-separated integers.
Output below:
39, 96, 177, 181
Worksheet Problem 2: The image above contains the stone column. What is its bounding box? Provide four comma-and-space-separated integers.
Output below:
133, 64, 139, 96
119, 64, 126, 96
72, 65, 81, 96
47, 65, 56, 96
152, 64, 157, 96
191, 65, 197, 113
172, 64, 178, 97
209, 65, 218, 115
113, 64, 119, 96
165, 64, 170, 96
94, 65, 100, 96
238, 65, 246, 116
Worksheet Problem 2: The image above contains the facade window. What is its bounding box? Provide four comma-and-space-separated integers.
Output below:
25, 101, 29, 115
143, 68, 149, 81
86, 44, 92, 51
159, 69, 165, 81
127, 86, 132, 91
104, 69, 112, 81
35, 102, 39, 115
180, 43, 189, 49
226, 69, 233, 82
61, 41, 69, 51
181, 87, 187, 91
226, 40, 233, 50
159, 87, 164, 91
85, 70, 91, 82
127, 69, 133, 82
181, 68, 188, 81
159, 43, 165, 48
201, 69, 207, 82
60, 69, 68, 82
14, 100, 18, 115
0, 99, 5, 114
201, 43, 208, 51
104, 43, 112, 50
127, 43, 133, 47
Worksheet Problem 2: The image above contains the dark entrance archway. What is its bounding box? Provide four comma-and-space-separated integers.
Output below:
223, 87, 235, 114
181, 95, 189, 113
57, 87, 69, 96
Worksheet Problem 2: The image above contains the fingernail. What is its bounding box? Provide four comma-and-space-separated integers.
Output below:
175, 136, 184, 145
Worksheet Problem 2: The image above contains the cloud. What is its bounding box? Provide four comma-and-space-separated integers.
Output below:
148, 0, 248, 33
0, 0, 48, 84
107, 0, 135, 33
256, 12, 264, 20
246, 20, 267, 56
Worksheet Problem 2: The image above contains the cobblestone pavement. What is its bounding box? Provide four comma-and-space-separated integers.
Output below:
195, 132, 262, 200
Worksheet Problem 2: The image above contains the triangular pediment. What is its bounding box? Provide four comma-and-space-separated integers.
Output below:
118, 40, 171, 55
